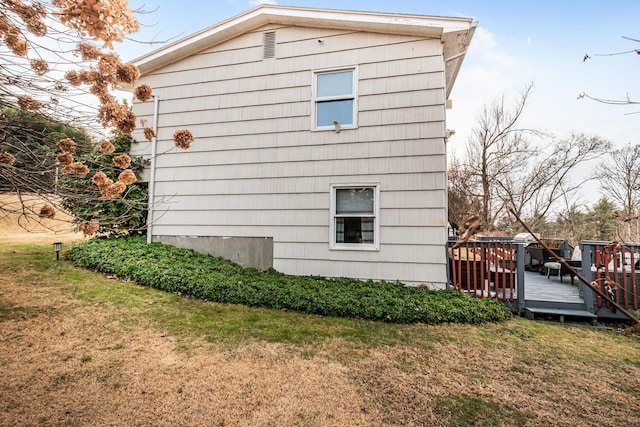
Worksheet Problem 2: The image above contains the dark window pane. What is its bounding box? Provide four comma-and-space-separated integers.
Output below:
336, 217, 374, 244
317, 100, 353, 127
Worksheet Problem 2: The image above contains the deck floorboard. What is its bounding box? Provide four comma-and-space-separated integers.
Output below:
524, 270, 584, 303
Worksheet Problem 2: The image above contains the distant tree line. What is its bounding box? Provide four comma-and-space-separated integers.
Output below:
448, 83, 640, 244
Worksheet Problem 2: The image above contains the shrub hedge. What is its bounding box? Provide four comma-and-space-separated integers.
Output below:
65, 236, 512, 324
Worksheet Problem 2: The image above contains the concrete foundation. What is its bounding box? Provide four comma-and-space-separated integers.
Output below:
154, 235, 273, 271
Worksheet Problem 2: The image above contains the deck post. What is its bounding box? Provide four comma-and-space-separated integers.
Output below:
580, 242, 596, 313
515, 242, 525, 314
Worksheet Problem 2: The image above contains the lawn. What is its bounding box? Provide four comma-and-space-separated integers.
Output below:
1, 239, 639, 426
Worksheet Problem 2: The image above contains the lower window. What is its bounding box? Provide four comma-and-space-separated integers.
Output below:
330, 184, 379, 250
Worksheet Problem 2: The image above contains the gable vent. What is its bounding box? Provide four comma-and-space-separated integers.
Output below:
263, 31, 276, 59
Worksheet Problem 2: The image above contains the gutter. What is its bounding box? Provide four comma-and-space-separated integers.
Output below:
146, 94, 159, 244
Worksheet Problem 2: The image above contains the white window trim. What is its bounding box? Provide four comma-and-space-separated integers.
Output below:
329, 183, 380, 251
311, 67, 358, 131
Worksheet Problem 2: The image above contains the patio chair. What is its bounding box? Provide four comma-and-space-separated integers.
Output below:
526, 246, 561, 273
544, 247, 582, 284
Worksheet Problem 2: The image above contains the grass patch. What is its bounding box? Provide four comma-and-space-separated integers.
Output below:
2, 243, 636, 358
0, 243, 448, 351
434, 395, 530, 427
0, 300, 39, 322
2, 241, 640, 426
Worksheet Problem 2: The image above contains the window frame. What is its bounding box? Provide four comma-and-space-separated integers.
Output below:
329, 183, 380, 251
312, 67, 358, 131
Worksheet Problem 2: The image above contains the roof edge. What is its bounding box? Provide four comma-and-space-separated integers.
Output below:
132, 5, 475, 76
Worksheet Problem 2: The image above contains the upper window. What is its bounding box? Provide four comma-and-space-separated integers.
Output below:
313, 69, 357, 130
330, 184, 379, 250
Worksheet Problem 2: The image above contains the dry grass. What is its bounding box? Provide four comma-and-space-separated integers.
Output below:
0, 263, 370, 426
1, 204, 640, 426
0, 193, 83, 244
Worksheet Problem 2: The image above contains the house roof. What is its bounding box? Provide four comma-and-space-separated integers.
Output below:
131, 5, 476, 97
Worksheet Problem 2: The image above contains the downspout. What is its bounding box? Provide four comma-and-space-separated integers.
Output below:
146, 94, 159, 244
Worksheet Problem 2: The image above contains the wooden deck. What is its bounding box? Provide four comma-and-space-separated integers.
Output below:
522, 270, 597, 323
488, 269, 586, 305
523, 269, 584, 304
448, 239, 639, 323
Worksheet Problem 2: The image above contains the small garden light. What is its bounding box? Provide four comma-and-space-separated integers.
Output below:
52, 241, 63, 261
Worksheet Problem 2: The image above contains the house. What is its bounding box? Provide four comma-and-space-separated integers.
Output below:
129, 5, 476, 288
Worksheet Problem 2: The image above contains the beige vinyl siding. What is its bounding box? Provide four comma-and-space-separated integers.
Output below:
132, 24, 450, 287
134, 98, 442, 130
142, 50, 441, 95
150, 207, 444, 229
145, 32, 440, 87
275, 259, 447, 286
135, 59, 443, 107
133, 123, 445, 155
149, 173, 447, 196
275, 242, 446, 264
154, 156, 442, 181
150, 224, 445, 245
132, 72, 442, 134
150, 138, 444, 167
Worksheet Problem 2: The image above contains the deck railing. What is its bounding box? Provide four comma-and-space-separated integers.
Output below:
447, 239, 525, 313
580, 241, 640, 317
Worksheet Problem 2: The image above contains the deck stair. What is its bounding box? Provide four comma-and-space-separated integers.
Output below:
524, 307, 597, 324
523, 270, 597, 324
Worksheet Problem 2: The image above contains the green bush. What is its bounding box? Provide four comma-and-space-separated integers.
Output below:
66, 236, 512, 324
60, 131, 148, 235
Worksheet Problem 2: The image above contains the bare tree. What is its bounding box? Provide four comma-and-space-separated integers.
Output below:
462, 82, 539, 231
447, 157, 481, 231
579, 36, 640, 107
453, 83, 611, 235
594, 143, 640, 216
501, 134, 610, 232
553, 202, 589, 245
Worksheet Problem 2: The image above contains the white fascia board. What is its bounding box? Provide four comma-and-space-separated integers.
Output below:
132, 5, 475, 76
260, 6, 474, 35
132, 7, 269, 75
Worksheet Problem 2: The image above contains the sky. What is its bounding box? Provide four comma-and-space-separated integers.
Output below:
119, 0, 640, 200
